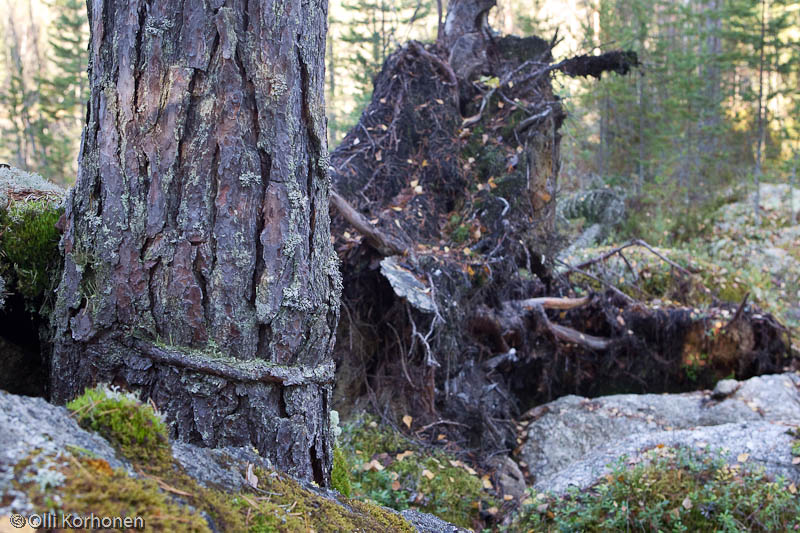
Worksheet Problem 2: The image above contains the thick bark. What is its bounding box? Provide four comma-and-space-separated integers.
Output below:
50, 0, 340, 484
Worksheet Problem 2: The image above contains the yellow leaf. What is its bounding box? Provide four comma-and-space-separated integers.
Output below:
421, 160, 429, 167
437, 433, 446, 441
482, 475, 493, 489
422, 469, 435, 480
391, 206, 402, 211
435, 98, 444, 105
503, 494, 514, 501
790, 483, 798, 494
462, 248, 471, 256
497, 101, 504, 109
414, 185, 423, 194
410, 179, 419, 187
402, 414, 413, 428
396, 450, 414, 461
737, 453, 749, 462
487, 506, 499, 515
464, 465, 477, 475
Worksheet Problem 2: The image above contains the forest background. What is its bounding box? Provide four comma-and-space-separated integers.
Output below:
1, 0, 798, 245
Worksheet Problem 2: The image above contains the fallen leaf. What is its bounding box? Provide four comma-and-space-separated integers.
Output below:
375, 150, 382, 161
391, 480, 401, 491
792, 457, 800, 465
352, 137, 360, 146
503, 494, 514, 501
410, 179, 419, 187
437, 433, 446, 441
790, 483, 797, 494
402, 415, 413, 428
396, 450, 414, 461
414, 185, 423, 194
482, 475, 493, 489
682, 497, 693, 510
435, 98, 444, 105
487, 506, 499, 515
737, 453, 749, 462
422, 469, 435, 480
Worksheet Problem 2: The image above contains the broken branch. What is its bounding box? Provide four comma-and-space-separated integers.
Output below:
330, 190, 410, 257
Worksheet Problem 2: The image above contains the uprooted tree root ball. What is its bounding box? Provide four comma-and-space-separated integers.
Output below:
327, 21, 794, 465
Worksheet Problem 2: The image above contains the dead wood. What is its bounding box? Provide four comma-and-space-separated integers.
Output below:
327, 1, 793, 461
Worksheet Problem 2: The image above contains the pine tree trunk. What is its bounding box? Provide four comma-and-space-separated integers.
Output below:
50, 0, 340, 485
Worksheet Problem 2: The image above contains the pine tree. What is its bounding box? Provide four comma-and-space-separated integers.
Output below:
37, 0, 88, 183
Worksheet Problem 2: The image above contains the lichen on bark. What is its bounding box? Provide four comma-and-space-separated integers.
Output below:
51, 0, 340, 485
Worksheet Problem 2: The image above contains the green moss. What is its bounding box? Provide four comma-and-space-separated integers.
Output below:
332, 446, 352, 497
51, 386, 416, 532
246, 466, 415, 533
340, 415, 491, 529
66, 385, 171, 465
18, 454, 210, 532
451, 224, 470, 243
0, 199, 63, 307
511, 446, 800, 532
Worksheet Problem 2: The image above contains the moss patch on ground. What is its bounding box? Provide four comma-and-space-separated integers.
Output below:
339, 414, 493, 529
12, 385, 419, 532
510, 445, 800, 532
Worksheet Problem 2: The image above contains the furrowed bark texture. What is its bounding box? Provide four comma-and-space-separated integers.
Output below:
50, 0, 340, 484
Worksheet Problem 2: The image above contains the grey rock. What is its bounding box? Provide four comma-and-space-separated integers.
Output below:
520, 373, 800, 494
0, 389, 462, 533
711, 378, 740, 399
537, 421, 799, 494
401, 509, 471, 533
0, 391, 130, 516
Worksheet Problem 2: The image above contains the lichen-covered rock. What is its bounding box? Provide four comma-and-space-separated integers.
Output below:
0, 387, 459, 532
519, 373, 800, 494
0, 166, 65, 206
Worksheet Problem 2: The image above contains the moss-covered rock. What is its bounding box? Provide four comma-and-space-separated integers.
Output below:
511, 445, 800, 532
0, 166, 65, 309
2, 386, 458, 532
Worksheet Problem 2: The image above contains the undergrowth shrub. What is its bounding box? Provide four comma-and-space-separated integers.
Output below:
511, 445, 800, 532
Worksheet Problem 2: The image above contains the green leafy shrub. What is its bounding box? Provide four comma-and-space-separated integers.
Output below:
511, 446, 800, 532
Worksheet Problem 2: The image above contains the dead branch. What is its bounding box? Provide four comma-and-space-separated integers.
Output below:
508, 295, 591, 310
330, 190, 410, 257
556, 258, 635, 303
132, 340, 335, 385
409, 41, 457, 86
724, 292, 750, 331
571, 239, 696, 278
524, 302, 611, 351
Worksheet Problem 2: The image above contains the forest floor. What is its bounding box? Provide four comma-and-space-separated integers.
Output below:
338, 181, 800, 531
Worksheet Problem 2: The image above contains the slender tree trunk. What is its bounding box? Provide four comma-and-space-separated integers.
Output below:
754, 0, 766, 225
51, 0, 341, 485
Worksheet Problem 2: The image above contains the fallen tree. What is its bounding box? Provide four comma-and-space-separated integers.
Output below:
327, 0, 794, 459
